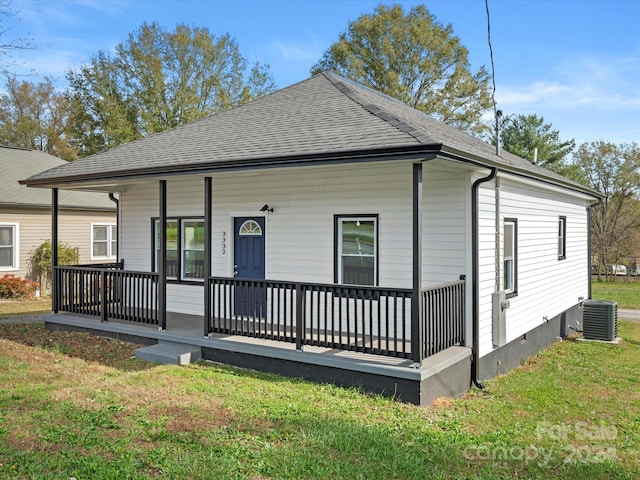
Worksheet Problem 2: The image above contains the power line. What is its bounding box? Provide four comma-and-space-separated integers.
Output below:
485, 0, 497, 115
485, 0, 503, 156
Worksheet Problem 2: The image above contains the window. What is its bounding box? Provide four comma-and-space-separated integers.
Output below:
0, 223, 18, 270
335, 216, 378, 286
239, 220, 262, 235
503, 219, 517, 296
182, 220, 205, 280
153, 217, 204, 282
92, 223, 117, 260
558, 216, 566, 260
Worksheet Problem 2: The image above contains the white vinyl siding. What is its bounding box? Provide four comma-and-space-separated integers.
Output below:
212, 163, 413, 287
118, 163, 593, 352
477, 177, 591, 357
0, 209, 116, 281
119, 163, 415, 315
422, 166, 469, 285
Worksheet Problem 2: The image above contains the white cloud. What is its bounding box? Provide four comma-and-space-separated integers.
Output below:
497, 53, 640, 112
269, 37, 323, 62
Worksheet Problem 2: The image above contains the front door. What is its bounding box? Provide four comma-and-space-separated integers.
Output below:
233, 217, 266, 317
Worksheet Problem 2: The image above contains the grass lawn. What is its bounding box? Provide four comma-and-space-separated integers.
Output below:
0, 321, 639, 479
591, 279, 640, 309
0, 297, 50, 317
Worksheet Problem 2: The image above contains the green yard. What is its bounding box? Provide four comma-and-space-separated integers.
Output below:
0, 281, 638, 479
591, 279, 640, 309
0, 320, 638, 479
0, 297, 50, 316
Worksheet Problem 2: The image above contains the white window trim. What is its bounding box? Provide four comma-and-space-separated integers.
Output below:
91, 223, 117, 260
0, 223, 19, 271
181, 219, 205, 281
503, 219, 517, 297
558, 216, 567, 260
336, 215, 378, 286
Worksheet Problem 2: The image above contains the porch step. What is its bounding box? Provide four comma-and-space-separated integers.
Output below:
135, 341, 202, 365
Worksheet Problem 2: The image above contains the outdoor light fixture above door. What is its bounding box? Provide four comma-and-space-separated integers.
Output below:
259, 204, 274, 213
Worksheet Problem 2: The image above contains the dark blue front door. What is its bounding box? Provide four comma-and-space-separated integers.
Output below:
234, 217, 266, 317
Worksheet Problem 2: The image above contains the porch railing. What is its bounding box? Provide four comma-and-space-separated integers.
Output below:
421, 279, 466, 357
52, 266, 465, 361
54, 264, 159, 325
208, 277, 465, 360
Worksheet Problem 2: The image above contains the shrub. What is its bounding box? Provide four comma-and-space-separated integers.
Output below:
29, 240, 80, 291
0, 274, 39, 299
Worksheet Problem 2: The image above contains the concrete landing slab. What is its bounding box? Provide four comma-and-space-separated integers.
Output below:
577, 336, 622, 345
135, 341, 202, 365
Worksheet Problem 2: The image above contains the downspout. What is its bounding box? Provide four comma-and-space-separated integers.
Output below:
586, 198, 602, 299
108, 193, 119, 262
471, 167, 497, 389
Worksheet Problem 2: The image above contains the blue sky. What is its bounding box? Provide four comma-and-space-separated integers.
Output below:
6, 0, 640, 147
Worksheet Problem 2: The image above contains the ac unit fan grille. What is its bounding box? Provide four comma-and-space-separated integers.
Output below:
583, 300, 617, 341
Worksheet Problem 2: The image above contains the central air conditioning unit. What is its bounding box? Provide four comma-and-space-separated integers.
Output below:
582, 300, 617, 341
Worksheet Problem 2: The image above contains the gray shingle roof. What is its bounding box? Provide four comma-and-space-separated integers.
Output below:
22, 72, 597, 198
1, 146, 114, 209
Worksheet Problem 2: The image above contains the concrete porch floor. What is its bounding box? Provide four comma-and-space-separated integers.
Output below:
43, 311, 472, 406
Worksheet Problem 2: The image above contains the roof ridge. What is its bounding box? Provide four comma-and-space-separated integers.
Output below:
322, 71, 429, 145
0, 145, 33, 152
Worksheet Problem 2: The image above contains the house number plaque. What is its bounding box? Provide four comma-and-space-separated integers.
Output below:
221, 231, 226, 255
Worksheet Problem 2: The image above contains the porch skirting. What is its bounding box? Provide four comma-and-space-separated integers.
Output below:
43, 312, 471, 407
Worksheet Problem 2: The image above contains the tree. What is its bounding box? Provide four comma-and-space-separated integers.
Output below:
28, 240, 79, 291
497, 114, 575, 173
311, 4, 492, 134
0, 76, 76, 160
66, 22, 275, 156
572, 141, 640, 280
0, 0, 33, 78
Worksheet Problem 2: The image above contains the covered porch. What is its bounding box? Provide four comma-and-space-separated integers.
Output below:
52, 263, 466, 364
47, 263, 470, 406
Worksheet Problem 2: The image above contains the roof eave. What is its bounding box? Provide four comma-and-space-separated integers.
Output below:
436, 145, 603, 201
20, 144, 444, 189
20, 142, 602, 201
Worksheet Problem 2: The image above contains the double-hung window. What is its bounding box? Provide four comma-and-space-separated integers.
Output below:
92, 223, 117, 260
558, 216, 567, 260
503, 218, 517, 296
0, 223, 18, 270
153, 217, 205, 282
335, 215, 378, 286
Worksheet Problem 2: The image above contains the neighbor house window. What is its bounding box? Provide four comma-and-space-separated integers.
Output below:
153, 218, 204, 282
0, 223, 18, 270
558, 216, 566, 260
335, 215, 378, 286
504, 219, 517, 296
91, 223, 117, 260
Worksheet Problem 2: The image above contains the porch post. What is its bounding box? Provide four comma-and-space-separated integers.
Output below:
204, 177, 212, 337
158, 180, 167, 330
411, 163, 424, 364
51, 188, 59, 313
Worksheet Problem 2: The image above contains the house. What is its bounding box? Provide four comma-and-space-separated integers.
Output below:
1, 146, 117, 287
21, 72, 600, 405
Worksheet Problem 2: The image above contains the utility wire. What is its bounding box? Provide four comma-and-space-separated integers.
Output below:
485, 0, 502, 155
485, 0, 497, 115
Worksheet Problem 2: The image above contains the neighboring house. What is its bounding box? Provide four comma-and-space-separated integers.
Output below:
1, 146, 117, 286
22, 73, 601, 405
